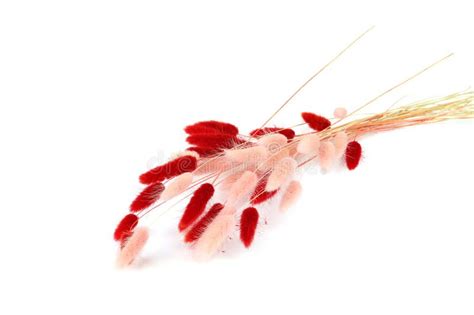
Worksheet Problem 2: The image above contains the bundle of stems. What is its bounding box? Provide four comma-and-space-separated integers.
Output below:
113, 26, 474, 267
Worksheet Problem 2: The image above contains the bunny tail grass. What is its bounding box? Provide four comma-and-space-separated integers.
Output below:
193, 213, 236, 261
117, 227, 149, 268
279, 181, 302, 212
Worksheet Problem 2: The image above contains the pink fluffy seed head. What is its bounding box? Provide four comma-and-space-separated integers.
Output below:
319, 141, 336, 171
257, 148, 289, 171
279, 181, 302, 212
257, 133, 288, 151
297, 134, 320, 155
225, 146, 268, 165
193, 213, 236, 261
266, 157, 298, 191
193, 157, 232, 175
334, 107, 348, 119
116, 227, 149, 268
221, 205, 237, 215
333, 132, 348, 158
220, 171, 244, 191
161, 172, 194, 201
227, 171, 258, 206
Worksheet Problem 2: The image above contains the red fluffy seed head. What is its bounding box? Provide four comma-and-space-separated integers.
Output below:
251, 176, 278, 205
345, 141, 362, 170
139, 155, 197, 185
184, 203, 224, 243
186, 134, 245, 150
250, 127, 296, 140
301, 112, 331, 131
114, 213, 139, 241
240, 207, 259, 248
130, 182, 165, 212
185, 121, 239, 136
179, 183, 215, 231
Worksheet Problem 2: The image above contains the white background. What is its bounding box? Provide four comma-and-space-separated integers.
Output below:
1, 1, 473, 314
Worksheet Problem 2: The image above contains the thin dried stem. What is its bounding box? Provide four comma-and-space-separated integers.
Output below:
259, 26, 374, 128
334, 53, 454, 126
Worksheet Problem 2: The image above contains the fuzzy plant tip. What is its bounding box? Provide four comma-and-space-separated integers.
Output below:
117, 227, 149, 268
280, 181, 302, 212
185, 203, 224, 243
345, 141, 362, 170
301, 112, 331, 131
193, 213, 236, 261
114, 214, 139, 241
185, 120, 239, 136
240, 207, 259, 248
179, 183, 215, 231
130, 182, 165, 212
251, 176, 278, 205
139, 155, 197, 185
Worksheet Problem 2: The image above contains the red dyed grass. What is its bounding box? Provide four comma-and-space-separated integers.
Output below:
139, 155, 197, 185
184, 203, 224, 243
185, 121, 239, 136
179, 183, 215, 231
345, 141, 362, 170
186, 134, 245, 150
114, 213, 139, 241
251, 176, 278, 205
240, 207, 259, 248
250, 127, 296, 140
130, 182, 165, 212
301, 112, 331, 131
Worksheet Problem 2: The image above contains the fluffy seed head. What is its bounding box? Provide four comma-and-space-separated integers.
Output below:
257, 133, 289, 150
251, 175, 278, 205
301, 112, 331, 131
186, 146, 221, 158
227, 171, 258, 206
266, 157, 298, 191
225, 146, 268, 165
179, 183, 215, 231
185, 121, 239, 136
345, 141, 362, 170
139, 155, 197, 185
333, 131, 348, 158
116, 227, 149, 268
130, 182, 165, 212
161, 172, 194, 202
319, 141, 336, 171
193, 213, 236, 261
178, 150, 201, 159
186, 134, 244, 150
114, 214, 139, 241
256, 133, 289, 171
279, 180, 302, 212
297, 133, 320, 155
221, 205, 237, 215
258, 147, 290, 172
240, 207, 259, 248
184, 203, 224, 243
334, 107, 348, 119
219, 171, 244, 191
193, 156, 232, 175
